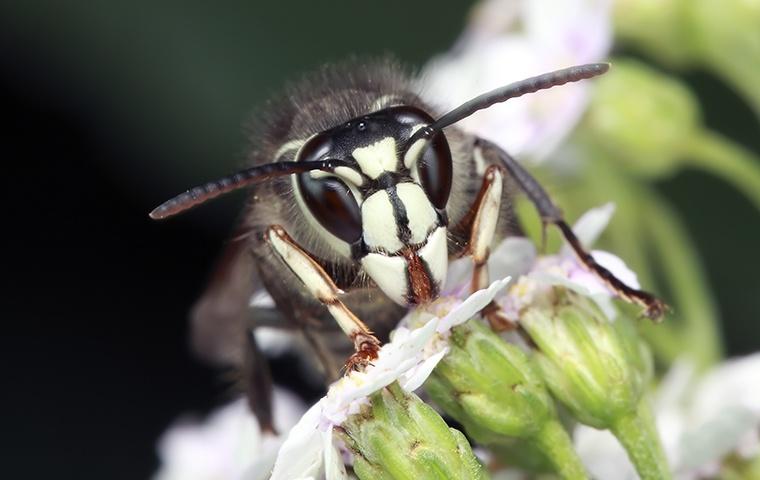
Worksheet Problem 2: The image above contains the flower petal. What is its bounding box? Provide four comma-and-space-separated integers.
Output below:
675, 353, 760, 471
562, 202, 616, 253
155, 388, 306, 480
489, 236, 537, 281
524, 0, 612, 62
575, 425, 639, 480
321, 319, 441, 426
322, 427, 348, 480
592, 250, 641, 289
438, 277, 511, 332
400, 348, 449, 392
270, 400, 325, 480
441, 256, 473, 297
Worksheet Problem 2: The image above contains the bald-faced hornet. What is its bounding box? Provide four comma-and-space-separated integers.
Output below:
151, 59, 665, 429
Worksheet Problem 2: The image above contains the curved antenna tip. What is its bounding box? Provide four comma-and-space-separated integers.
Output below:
148, 208, 165, 220
149, 202, 174, 220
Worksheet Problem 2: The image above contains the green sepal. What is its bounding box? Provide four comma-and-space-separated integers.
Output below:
523, 290, 650, 427
428, 319, 555, 437
341, 382, 489, 480
522, 290, 670, 479
426, 319, 587, 478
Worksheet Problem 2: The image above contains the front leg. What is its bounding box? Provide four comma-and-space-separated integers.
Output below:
463, 164, 516, 330
468, 165, 503, 292
476, 138, 668, 320
265, 225, 381, 371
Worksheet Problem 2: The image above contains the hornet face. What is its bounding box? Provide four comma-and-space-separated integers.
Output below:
292, 106, 453, 306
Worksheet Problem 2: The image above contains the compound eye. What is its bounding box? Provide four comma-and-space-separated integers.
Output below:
297, 133, 333, 162
297, 174, 362, 245
417, 132, 452, 210
389, 105, 435, 125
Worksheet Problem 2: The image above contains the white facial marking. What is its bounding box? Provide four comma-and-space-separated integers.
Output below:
403, 125, 427, 169
371, 94, 404, 111
274, 138, 307, 161
418, 226, 448, 288
361, 191, 404, 252
352, 137, 398, 179
309, 170, 331, 180
335, 166, 364, 186
361, 253, 408, 305
396, 183, 438, 244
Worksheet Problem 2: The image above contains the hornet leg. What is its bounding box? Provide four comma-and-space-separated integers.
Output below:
465, 164, 516, 330
265, 225, 381, 372
476, 138, 668, 320
243, 330, 274, 433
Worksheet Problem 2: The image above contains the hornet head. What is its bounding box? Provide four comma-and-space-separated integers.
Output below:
291, 106, 452, 306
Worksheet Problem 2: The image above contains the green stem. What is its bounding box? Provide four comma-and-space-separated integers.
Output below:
711, 60, 760, 123
610, 402, 671, 480
685, 130, 760, 212
532, 421, 589, 480
583, 157, 656, 287
581, 156, 704, 365
642, 191, 723, 367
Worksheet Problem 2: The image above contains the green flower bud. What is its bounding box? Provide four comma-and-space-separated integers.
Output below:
340, 382, 489, 480
581, 58, 698, 177
425, 319, 588, 479
580, 59, 760, 210
522, 289, 670, 480
523, 290, 650, 426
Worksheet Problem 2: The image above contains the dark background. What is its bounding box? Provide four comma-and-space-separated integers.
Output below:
1, 2, 758, 479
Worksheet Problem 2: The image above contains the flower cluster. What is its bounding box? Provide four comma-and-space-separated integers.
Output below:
270, 278, 510, 480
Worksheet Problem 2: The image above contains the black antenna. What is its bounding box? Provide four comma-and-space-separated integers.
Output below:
149, 159, 351, 220
410, 63, 610, 145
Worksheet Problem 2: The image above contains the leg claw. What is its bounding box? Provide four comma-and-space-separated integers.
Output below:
343, 335, 381, 373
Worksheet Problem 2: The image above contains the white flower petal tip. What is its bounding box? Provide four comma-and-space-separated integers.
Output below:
438, 277, 511, 333
591, 250, 640, 290
401, 349, 449, 392
567, 202, 616, 250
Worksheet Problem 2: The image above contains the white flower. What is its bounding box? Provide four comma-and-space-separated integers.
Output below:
499, 203, 640, 320
269, 278, 510, 480
575, 353, 760, 479
421, 0, 612, 164
154, 388, 306, 480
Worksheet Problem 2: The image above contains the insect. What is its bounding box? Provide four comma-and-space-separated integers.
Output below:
150, 59, 666, 429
